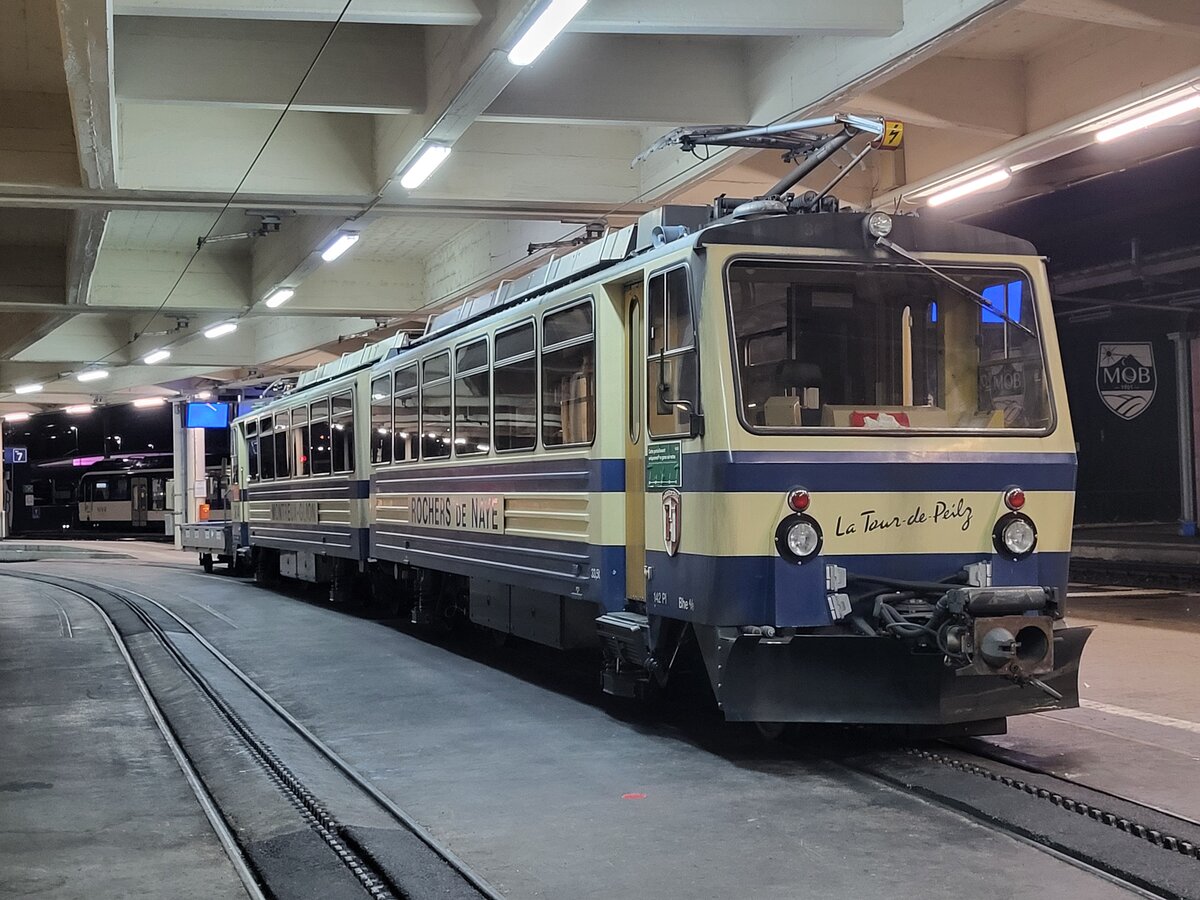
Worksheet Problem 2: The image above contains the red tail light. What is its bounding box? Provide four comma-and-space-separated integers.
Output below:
787, 488, 811, 513
1004, 487, 1026, 511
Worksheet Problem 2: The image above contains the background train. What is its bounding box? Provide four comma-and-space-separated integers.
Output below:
219, 118, 1090, 732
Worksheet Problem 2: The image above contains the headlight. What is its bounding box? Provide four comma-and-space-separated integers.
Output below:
775, 515, 823, 563
866, 211, 893, 238
993, 513, 1037, 559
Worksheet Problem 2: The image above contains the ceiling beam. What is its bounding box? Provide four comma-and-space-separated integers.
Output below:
570, 0, 904, 36
114, 17, 425, 115
55, 0, 118, 190
112, 0, 482, 26
1023, 0, 1200, 34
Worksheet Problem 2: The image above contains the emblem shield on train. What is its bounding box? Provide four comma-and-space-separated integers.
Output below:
1096, 343, 1156, 420
662, 490, 682, 557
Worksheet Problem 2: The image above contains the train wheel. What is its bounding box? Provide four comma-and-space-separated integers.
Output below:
200, 553, 214, 574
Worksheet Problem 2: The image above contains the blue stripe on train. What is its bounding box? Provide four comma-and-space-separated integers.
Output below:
643, 549, 1071, 628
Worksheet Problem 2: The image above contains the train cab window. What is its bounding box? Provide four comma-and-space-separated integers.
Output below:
150, 477, 167, 511
273, 411, 291, 479
494, 321, 537, 452
309, 399, 333, 475
725, 261, 1052, 432
454, 339, 490, 456
541, 301, 595, 447
259, 416, 276, 479
393, 365, 418, 462
291, 406, 310, 476
648, 267, 698, 438
245, 420, 259, 481
370, 375, 392, 465
421, 353, 452, 459
332, 391, 355, 473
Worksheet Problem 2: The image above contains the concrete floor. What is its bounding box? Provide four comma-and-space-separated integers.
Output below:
0, 574, 248, 899
4, 543, 1178, 898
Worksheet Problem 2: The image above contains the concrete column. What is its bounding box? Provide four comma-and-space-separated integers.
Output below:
171, 403, 209, 545
187, 426, 207, 523
172, 403, 185, 546
1169, 333, 1195, 536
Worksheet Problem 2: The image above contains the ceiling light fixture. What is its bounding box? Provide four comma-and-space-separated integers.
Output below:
399, 144, 451, 190
1096, 94, 1200, 143
204, 322, 238, 339
320, 232, 360, 262
143, 349, 171, 364
4, 412, 31, 423
508, 0, 588, 66
925, 168, 1011, 207
133, 397, 165, 408
64, 404, 94, 415
265, 287, 295, 308
196, 390, 213, 401
76, 368, 109, 383
14, 383, 43, 395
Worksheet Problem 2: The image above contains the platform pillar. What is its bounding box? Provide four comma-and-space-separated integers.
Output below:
171, 404, 207, 546
1169, 333, 1196, 537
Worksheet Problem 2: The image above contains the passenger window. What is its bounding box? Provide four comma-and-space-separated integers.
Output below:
542, 301, 595, 447
421, 353, 452, 459
273, 411, 291, 479
245, 421, 259, 481
309, 399, 333, 475
291, 405, 310, 476
494, 322, 537, 452
647, 267, 698, 437
393, 365, 418, 462
332, 391, 354, 473
370, 375, 392, 465
259, 416, 275, 479
455, 339, 490, 456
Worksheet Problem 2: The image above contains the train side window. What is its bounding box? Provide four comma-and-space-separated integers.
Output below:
111, 477, 130, 501
332, 391, 355, 473
542, 300, 595, 447
421, 353, 452, 460
370, 375, 392, 465
393, 364, 418, 462
454, 339, 490, 456
291, 406, 310, 476
273, 410, 291, 479
245, 420, 259, 481
647, 267, 699, 438
150, 477, 166, 511
259, 416, 276, 479
494, 321, 537, 452
309, 398, 333, 476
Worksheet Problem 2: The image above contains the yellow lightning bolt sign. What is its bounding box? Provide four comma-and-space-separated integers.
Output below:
879, 120, 905, 149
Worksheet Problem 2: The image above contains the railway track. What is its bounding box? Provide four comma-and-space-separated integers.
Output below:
839, 740, 1200, 899
0, 571, 501, 900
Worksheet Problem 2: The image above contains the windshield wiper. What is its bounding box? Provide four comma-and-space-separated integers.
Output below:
875, 236, 1036, 339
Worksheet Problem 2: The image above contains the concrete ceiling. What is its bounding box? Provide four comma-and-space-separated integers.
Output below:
1, 0, 1198, 412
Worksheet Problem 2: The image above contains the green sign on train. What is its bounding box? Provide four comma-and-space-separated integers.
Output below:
646, 441, 682, 490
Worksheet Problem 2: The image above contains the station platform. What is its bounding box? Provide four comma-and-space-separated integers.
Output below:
1070, 523, 1200, 581
0, 571, 249, 899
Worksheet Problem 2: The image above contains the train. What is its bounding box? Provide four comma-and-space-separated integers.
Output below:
220, 115, 1089, 732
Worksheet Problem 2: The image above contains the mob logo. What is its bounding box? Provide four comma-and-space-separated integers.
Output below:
662, 489, 682, 557
1097, 343, 1156, 420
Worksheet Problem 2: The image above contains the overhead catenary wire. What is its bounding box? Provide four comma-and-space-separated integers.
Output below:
88, 0, 358, 368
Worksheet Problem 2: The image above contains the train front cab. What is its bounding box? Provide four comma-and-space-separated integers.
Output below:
626, 215, 1090, 730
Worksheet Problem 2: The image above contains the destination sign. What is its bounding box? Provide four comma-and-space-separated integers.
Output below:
269, 500, 319, 525
408, 494, 503, 534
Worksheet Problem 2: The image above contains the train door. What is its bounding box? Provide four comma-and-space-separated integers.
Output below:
130, 477, 149, 528
624, 281, 646, 603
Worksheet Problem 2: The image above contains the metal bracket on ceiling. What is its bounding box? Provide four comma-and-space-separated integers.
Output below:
527, 220, 607, 255
196, 214, 282, 250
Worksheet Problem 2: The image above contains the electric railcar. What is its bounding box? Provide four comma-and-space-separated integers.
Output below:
230, 116, 1089, 731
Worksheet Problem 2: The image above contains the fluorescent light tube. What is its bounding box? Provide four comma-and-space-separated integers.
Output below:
14, 383, 43, 395
4, 412, 31, 422
1097, 95, 1200, 143
265, 287, 295, 308
76, 369, 109, 383
143, 349, 171, 364
926, 168, 1011, 207
65, 404, 94, 414
399, 144, 451, 190
320, 232, 360, 262
204, 322, 238, 339
508, 0, 587, 66
133, 397, 165, 408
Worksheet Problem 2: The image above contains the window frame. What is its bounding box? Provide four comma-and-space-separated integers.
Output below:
308, 397, 333, 476
370, 373, 393, 467
420, 352, 453, 461
454, 336, 491, 458
392, 363, 419, 464
539, 296, 597, 450
646, 263, 700, 440
331, 389, 355, 474
258, 415, 275, 480
493, 319, 539, 455
290, 404, 310, 478
721, 254, 1058, 438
